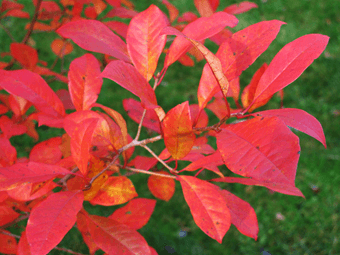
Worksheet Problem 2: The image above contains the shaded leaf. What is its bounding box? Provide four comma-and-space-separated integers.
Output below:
161, 0, 179, 23
0, 137, 17, 167
17, 231, 31, 255
29, 137, 62, 165
10, 43, 38, 70
127, 5, 169, 81
26, 191, 84, 255
224, 1, 258, 15
0, 205, 20, 226
56, 19, 130, 62
76, 212, 99, 255
178, 175, 231, 243
109, 198, 157, 229
0, 231, 18, 254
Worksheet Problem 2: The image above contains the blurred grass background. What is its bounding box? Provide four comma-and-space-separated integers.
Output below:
1, 0, 340, 254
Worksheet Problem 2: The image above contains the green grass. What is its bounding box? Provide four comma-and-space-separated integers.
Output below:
1, 0, 340, 254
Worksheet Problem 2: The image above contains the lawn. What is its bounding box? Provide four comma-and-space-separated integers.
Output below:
1, 0, 339, 254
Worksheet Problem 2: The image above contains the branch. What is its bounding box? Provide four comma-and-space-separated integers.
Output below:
118, 164, 177, 179
141, 145, 177, 173
22, 0, 43, 44
0, 214, 29, 230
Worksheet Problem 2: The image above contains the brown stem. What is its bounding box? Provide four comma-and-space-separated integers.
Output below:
0, 214, 29, 230
0, 22, 16, 42
22, 0, 43, 44
53, 247, 86, 255
141, 144, 177, 173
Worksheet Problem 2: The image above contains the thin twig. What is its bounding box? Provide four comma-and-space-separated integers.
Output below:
0, 22, 16, 42
118, 164, 177, 179
141, 145, 176, 173
54, 247, 86, 255
57, 167, 79, 187
0, 214, 29, 230
22, 0, 43, 44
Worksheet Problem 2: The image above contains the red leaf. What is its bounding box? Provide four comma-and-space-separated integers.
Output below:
0, 231, 18, 254
217, 117, 300, 185
64, 117, 99, 176
128, 155, 157, 171
127, 5, 169, 81
0, 115, 27, 139
105, 6, 138, 19
29, 137, 63, 165
102, 60, 158, 109
190, 104, 208, 128
105, 21, 129, 38
17, 231, 31, 255
198, 20, 284, 109
177, 12, 198, 23
162, 101, 195, 160
211, 176, 304, 197
0, 137, 16, 167
219, 189, 258, 240
0, 162, 71, 191
164, 12, 238, 67
123, 98, 161, 133
109, 198, 157, 229
251, 108, 326, 148
56, 19, 130, 62
85, 213, 152, 255
76, 213, 99, 255
90, 176, 138, 206
249, 34, 329, 111
224, 1, 258, 15
161, 0, 179, 23
26, 191, 84, 255
148, 171, 175, 201
0, 205, 20, 226
68, 54, 103, 111
10, 43, 38, 70
178, 175, 231, 243
0, 70, 65, 118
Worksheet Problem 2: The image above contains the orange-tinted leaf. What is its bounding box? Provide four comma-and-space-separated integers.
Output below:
101, 60, 158, 109
161, 0, 179, 23
26, 191, 84, 255
249, 34, 329, 112
198, 20, 284, 109
85, 213, 151, 255
10, 43, 38, 70
90, 176, 138, 206
178, 175, 231, 243
64, 117, 99, 175
109, 198, 156, 229
217, 117, 300, 185
224, 1, 257, 15
127, 5, 168, 81
194, 0, 214, 17
68, 54, 102, 111
211, 176, 304, 197
0, 70, 65, 118
251, 108, 326, 148
164, 12, 238, 67
162, 101, 196, 160
0, 205, 20, 226
241, 63, 268, 108
51, 38, 73, 57
57, 19, 130, 62
8, 94, 31, 117
29, 137, 62, 164
0, 162, 71, 191
148, 171, 175, 201
178, 53, 195, 66
190, 104, 208, 128
123, 98, 161, 133
105, 6, 138, 18
0, 231, 18, 254
219, 189, 258, 240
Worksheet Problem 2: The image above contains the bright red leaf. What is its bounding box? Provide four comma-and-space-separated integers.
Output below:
109, 198, 157, 229
178, 175, 231, 243
76, 213, 99, 255
217, 117, 300, 186
0, 231, 18, 254
0, 205, 20, 226
249, 34, 329, 112
251, 108, 326, 148
224, 1, 258, 15
29, 137, 62, 165
0, 70, 65, 118
86, 213, 152, 255
127, 4, 169, 81
26, 191, 84, 255
56, 19, 130, 62
68, 54, 103, 111
10, 43, 38, 70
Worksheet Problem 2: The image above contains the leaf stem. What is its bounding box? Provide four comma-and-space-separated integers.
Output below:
22, 0, 43, 44
141, 145, 177, 173
118, 164, 177, 179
